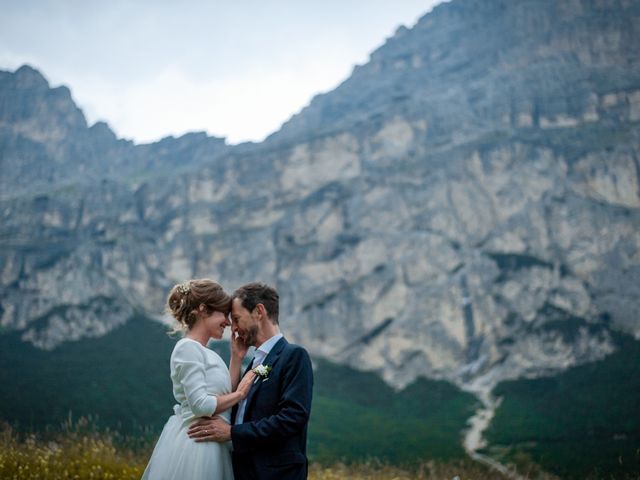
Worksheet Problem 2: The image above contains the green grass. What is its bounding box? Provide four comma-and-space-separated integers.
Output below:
309, 359, 477, 464
0, 317, 478, 466
0, 316, 176, 440
4, 316, 637, 477
485, 334, 640, 479
0, 421, 507, 480
0, 421, 145, 480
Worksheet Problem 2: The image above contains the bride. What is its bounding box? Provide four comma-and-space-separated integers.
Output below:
142, 279, 255, 480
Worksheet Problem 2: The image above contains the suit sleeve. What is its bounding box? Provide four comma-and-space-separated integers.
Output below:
230, 346, 313, 453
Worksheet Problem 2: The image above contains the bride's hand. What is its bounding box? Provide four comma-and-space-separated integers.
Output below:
236, 371, 257, 398
230, 330, 249, 360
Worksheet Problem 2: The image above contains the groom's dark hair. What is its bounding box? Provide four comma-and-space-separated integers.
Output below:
233, 282, 279, 324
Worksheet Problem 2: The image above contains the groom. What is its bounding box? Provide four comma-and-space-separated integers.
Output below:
188, 282, 314, 480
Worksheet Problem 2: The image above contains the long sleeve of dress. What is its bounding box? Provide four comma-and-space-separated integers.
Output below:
172, 341, 218, 417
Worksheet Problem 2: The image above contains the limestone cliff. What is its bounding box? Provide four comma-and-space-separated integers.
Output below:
1, 0, 639, 389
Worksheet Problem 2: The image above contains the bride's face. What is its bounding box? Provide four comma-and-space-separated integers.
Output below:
203, 310, 231, 340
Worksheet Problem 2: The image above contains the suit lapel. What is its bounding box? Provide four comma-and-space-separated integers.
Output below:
243, 337, 287, 419
243, 357, 255, 376
261, 336, 287, 370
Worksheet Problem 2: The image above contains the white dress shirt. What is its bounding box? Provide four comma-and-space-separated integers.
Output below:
235, 333, 283, 424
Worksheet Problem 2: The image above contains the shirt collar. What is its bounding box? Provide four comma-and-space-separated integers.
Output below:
256, 333, 283, 356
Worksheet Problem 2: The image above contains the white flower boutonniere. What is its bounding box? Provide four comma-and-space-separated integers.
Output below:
253, 364, 272, 380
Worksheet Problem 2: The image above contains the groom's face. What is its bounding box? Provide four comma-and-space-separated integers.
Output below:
231, 297, 259, 347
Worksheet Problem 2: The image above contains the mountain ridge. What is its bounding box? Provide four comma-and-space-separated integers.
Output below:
1, 0, 639, 393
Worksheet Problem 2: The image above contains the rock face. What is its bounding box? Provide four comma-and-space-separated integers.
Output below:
1, 0, 639, 389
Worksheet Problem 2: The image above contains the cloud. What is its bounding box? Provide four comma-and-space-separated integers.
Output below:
72, 36, 369, 144
1, 0, 444, 144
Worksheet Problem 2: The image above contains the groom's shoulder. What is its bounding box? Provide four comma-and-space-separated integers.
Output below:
281, 339, 311, 363
281, 337, 307, 352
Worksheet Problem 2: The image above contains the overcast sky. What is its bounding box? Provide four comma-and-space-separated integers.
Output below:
0, 1, 444, 145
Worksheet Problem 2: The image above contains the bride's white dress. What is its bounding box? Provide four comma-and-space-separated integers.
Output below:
142, 338, 234, 480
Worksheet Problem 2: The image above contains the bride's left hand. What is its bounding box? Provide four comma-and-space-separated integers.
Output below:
230, 330, 249, 360
236, 371, 257, 398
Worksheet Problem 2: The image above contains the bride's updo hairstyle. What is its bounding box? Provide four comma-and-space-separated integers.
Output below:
167, 279, 231, 331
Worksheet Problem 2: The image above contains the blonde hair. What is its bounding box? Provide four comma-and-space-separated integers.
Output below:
166, 279, 231, 333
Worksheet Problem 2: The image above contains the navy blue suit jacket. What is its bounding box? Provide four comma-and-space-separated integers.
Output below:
231, 337, 313, 480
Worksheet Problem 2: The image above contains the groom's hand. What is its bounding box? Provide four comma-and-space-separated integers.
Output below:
188, 416, 231, 442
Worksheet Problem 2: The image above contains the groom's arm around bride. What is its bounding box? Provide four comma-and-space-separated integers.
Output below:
188, 282, 314, 480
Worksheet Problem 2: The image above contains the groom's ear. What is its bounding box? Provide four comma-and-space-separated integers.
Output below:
254, 303, 267, 320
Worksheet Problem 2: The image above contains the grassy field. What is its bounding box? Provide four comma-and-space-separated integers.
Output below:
0, 316, 478, 467
2, 316, 637, 478
310, 358, 477, 463
0, 421, 508, 480
485, 334, 640, 479
0, 316, 177, 440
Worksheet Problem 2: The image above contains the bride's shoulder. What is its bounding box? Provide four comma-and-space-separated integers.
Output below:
171, 338, 202, 358
170, 338, 225, 365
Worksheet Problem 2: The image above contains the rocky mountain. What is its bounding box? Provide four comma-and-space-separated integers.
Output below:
1, 0, 639, 392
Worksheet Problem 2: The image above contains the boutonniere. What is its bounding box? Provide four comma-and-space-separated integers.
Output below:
253, 364, 272, 381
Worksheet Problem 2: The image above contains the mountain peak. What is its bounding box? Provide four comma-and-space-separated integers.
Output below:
0, 64, 88, 138
12, 64, 50, 90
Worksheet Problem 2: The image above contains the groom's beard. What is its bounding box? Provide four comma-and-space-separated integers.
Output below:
245, 324, 259, 348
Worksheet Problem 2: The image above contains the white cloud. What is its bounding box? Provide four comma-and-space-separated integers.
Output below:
73, 42, 359, 144
1, 1, 445, 144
